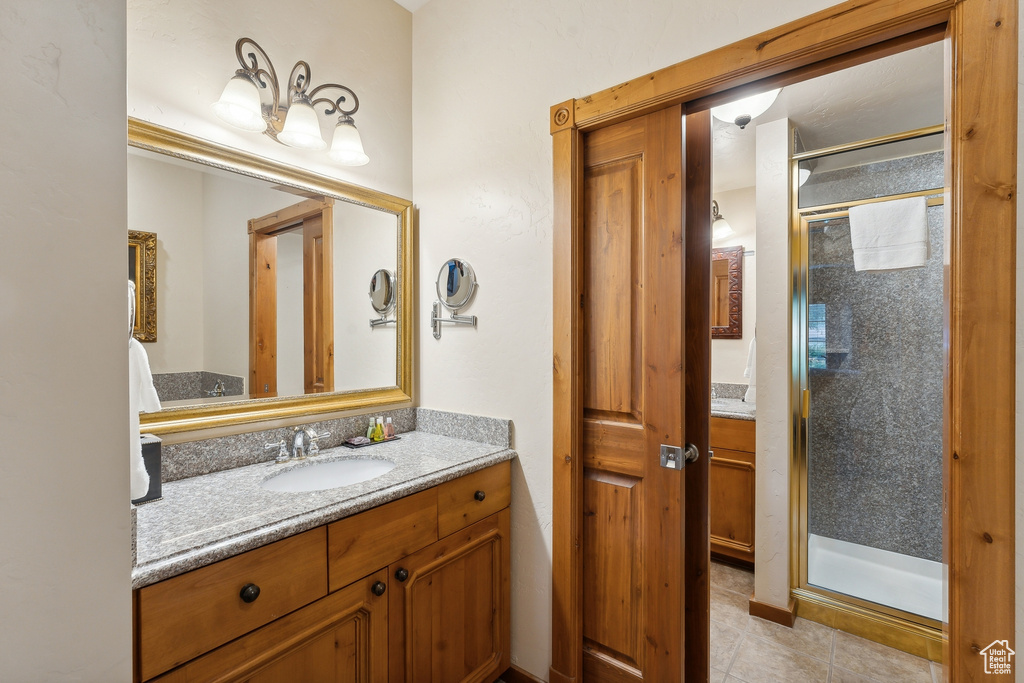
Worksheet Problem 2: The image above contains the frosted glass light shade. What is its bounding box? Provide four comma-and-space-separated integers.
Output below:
212, 75, 266, 132
799, 167, 812, 186
712, 217, 735, 241
278, 101, 327, 150
711, 88, 782, 128
329, 119, 369, 166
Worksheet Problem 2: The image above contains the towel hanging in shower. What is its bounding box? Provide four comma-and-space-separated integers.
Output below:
848, 196, 929, 272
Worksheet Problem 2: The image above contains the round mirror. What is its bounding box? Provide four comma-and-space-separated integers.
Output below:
368, 269, 396, 316
436, 258, 477, 312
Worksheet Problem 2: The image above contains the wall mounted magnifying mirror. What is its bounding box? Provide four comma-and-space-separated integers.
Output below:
128, 118, 413, 435
711, 245, 743, 339
369, 268, 397, 327
431, 258, 478, 339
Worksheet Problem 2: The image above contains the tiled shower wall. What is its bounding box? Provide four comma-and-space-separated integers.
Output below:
802, 152, 944, 562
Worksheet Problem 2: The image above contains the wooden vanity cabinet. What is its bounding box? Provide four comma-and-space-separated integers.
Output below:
709, 416, 756, 564
134, 461, 511, 683
388, 509, 511, 683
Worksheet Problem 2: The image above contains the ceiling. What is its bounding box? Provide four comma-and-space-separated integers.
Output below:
394, 0, 430, 12
713, 41, 945, 192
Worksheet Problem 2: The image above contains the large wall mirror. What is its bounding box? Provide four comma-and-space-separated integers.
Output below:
129, 118, 413, 435
711, 245, 743, 339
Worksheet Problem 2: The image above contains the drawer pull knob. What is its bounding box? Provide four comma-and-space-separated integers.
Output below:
395, 568, 409, 582
371, 581, 387, 596
239, 583, 261, 603
474, 490, 486, 502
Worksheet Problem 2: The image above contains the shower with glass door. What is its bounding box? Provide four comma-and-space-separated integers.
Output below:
790, 126, 946, 660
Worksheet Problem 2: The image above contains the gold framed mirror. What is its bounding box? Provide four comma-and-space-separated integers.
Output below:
129, 118, 413, 435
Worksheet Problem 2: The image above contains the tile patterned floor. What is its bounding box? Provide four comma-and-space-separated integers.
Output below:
710, 561, 942, 683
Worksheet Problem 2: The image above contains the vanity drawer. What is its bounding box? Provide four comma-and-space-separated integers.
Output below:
136, 527, 327, 681
437, 461, 511, 537
711, 416, 755, 453
327, 487, 438, 593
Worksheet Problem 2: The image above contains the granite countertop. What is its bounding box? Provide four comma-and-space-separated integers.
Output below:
711, 398, 756, 421
133, 431, 516, 589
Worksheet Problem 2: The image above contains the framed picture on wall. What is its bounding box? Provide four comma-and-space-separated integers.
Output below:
129, 230, 157, 342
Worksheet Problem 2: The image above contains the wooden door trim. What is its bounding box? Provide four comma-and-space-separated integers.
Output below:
550, 1, 1016, 681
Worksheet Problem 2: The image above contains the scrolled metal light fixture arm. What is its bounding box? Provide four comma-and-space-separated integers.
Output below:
228, 37, 359, 141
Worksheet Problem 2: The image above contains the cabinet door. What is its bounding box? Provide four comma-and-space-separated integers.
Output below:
389, 509, 511, 683
709, 447, 756, 563
154, 570, 388, 683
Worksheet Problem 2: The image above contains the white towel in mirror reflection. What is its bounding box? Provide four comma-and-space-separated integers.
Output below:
129, 338, 161, 500
744, 334, 756, 404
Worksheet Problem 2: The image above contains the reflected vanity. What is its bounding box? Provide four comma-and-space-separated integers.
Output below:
128, 118, 413, 434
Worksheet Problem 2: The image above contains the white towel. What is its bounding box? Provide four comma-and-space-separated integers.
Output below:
848, 196, 929, 272
743, 334, 756, 404
129, 339, 161, 500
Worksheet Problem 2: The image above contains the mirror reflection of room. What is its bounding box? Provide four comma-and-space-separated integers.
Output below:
127, 149, 399, 407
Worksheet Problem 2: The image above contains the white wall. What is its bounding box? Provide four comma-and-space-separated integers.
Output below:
711, 186, 757, 385
127, 0, 413, 200
753, 118, 795, 609
333, 201, 399, 392
129, 154, 206, 374
0, 1, 131, 680
412, 2, 841, 677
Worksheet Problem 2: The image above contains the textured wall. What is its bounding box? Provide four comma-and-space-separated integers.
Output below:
711, 186, 757, 385
753, 118, 795, 609
0, 1, 131, 679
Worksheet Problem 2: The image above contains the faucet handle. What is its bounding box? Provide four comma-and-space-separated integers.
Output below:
265, 440, 289, 463
307, 430, 330, 456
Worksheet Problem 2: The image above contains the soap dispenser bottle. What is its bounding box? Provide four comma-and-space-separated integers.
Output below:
372, 417, 385, 442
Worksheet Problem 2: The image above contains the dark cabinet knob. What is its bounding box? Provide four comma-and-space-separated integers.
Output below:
239, 583, 261, 603
371, 581, 387, 596
395, 568, 409, 582
474, 490, 486, 502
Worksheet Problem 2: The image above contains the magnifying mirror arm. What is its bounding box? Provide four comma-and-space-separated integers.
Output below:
431, 301, 477, 340
370, 316, 396, 328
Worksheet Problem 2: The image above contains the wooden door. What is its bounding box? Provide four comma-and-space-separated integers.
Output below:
577, 104, 706, 683
388, 510, 511, 683
302, 211, 334, 393
249, 198, 334, 398
152, 569, 388, 683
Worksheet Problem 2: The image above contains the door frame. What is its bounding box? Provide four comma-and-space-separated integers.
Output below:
550, 0, 1016, 681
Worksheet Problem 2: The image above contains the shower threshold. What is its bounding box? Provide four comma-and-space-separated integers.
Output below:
807, 534, 944, 621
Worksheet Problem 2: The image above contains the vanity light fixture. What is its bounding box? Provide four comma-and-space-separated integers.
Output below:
712, 200, 735, 241
711, 88, 782, 129
212, 37, 369, 166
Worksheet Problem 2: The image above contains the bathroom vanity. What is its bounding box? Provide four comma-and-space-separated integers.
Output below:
709, 401, 756, 565
132, 428, 514, 683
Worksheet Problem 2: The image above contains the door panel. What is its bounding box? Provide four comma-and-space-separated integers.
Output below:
580, 105, 686, 682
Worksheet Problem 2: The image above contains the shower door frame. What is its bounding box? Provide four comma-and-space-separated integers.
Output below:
551, 1, 1015, 681
790, 130, 948, 656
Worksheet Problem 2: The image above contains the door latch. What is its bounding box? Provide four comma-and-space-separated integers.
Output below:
660, 443, 700, 470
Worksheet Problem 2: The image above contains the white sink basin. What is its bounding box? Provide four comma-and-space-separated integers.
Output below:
261, 458, 396, 493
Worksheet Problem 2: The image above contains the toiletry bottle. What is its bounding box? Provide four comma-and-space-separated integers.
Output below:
385, 417, 395, 439
366, 418, 376, 439
372, 417, 385, 442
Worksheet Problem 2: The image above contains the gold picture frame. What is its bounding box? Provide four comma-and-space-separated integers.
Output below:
129, 229, 157, 342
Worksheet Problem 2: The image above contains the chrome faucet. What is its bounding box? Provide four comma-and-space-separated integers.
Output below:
265, 426, 331, 464
206, 380, 227, 397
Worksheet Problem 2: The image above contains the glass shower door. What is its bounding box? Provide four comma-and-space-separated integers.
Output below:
795, 135, 946, 627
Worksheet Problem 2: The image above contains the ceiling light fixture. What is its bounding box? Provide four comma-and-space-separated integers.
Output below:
712, 200, 735, 240
711, 88, 782, 129
212, 38, 368, 166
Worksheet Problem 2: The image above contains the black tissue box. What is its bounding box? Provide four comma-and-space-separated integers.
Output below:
132, 434, 162, 504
